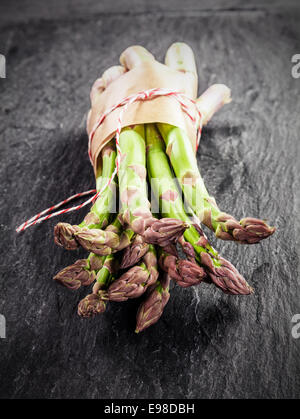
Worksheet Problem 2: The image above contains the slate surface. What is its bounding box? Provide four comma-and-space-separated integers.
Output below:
0, 1, 300, 399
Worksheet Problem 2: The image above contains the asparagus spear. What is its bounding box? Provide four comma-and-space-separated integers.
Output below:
78, 253, 118, 317
162, 42, 274, 244
118, 125, 188, 244
165, 43, 232, 123
92, 253, 118, 294
196, 84, 232, 126
159, 250, 206, 288
135, 273, 171, 333
79, 253, 157, 321
74, 214, 136, 255
145, 123, 253, 295
142, 244, 159, 286
157, 123, 275, 244
74, 215, 134, 256
53, 218, 127, 288
54, 253, 104, 290
120, 45, 155, 70
77, 293, 107, 317
54, 141, 117, 250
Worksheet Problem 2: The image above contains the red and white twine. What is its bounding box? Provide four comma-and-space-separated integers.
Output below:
16, 88, 203, 232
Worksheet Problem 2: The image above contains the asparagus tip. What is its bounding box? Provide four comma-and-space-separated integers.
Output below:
74, 228, 119, 255
215, 214, 276, 244
78, 293, 107, 318
120, 235, 149, 269
107, 265, 150, 301
143, 218, 189, 247
201, 252, 253, 295
54, 259, 95, 290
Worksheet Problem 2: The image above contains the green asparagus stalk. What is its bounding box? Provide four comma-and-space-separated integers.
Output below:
77, 293, 107, 317
92, 253, 118, 294
78, 253, 118, 318
54, 141, 117, 250
145, 123, 253, 295
135, 273, 171, 333
157, 123, 275, 244
118, 125, 188, 245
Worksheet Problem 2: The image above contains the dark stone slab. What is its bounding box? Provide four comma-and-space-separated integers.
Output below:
0, 0, 300, 399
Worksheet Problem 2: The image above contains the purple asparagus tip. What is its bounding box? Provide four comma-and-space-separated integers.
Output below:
54, 222, 79, 250
159, 253, 182, 283
135, 274, 170, 333
54, 259, 96, 290
143, 218, 189, 247
200, 252, 254, 295
78, 293, 107, 317
107, 264, 150, 302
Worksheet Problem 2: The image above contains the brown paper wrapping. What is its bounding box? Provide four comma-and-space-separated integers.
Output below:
87, 60, 198, 174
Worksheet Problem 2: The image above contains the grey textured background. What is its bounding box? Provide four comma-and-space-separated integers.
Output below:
0, 0, 300, 399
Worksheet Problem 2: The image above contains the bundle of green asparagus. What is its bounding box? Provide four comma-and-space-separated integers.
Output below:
54, 43, 275, 332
